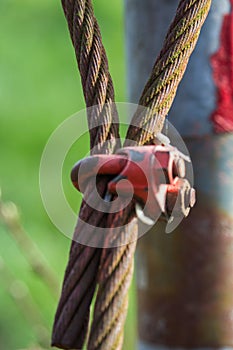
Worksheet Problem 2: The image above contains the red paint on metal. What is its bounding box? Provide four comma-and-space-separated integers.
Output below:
211, 1, 233, 132
71, 145, 195, 220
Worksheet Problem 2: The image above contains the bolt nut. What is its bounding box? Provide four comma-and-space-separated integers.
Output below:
167, 179, 196, 218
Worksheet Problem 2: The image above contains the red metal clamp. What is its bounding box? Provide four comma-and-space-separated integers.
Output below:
71, 135, 196, 225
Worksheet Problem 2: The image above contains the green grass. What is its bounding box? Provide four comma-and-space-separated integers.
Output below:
0, 1, 136, 349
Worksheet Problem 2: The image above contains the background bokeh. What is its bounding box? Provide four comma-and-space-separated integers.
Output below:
0, 1, 136, 349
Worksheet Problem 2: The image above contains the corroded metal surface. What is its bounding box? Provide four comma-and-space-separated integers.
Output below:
137, 135, 233, 347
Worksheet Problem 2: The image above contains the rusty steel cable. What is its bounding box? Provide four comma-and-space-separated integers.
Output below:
61, 0, 120, 153
52, 0, 212, 349
87, 204, 138, 350
52, 1, 138, 349
126, 0, 212, 145
52, 0, 124, 349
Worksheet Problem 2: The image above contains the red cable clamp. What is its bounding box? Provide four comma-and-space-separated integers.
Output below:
71, 135, 196, 226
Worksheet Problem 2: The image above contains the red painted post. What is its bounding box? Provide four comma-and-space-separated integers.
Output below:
125, 0, 233, 349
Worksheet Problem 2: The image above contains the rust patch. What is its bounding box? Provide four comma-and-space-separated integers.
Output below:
211, 1, 233, 132
137, 193, 233, 347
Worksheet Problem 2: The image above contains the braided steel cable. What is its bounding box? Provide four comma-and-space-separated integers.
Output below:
61, 0, 120, 153
52, 0, 125, 349
88, 209, 137, 350
52, 0, 212, 349
126, 0, 212, 145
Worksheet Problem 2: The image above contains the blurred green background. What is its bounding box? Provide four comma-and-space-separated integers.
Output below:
0, 1, 136, 349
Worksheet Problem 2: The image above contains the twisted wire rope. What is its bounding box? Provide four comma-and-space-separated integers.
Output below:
53, 0, 212, 349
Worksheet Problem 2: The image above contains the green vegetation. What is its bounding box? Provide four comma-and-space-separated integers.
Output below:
0, 1, 136, 349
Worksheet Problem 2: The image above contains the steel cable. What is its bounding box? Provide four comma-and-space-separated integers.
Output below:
52, 0, 211, 349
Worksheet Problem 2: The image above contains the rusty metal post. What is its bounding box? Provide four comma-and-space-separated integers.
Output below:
124, 0, 233, 349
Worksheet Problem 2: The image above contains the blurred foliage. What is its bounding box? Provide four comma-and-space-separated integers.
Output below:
0, 1, 136, 349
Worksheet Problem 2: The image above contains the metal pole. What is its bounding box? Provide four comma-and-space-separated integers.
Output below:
124, 0, 233, 349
